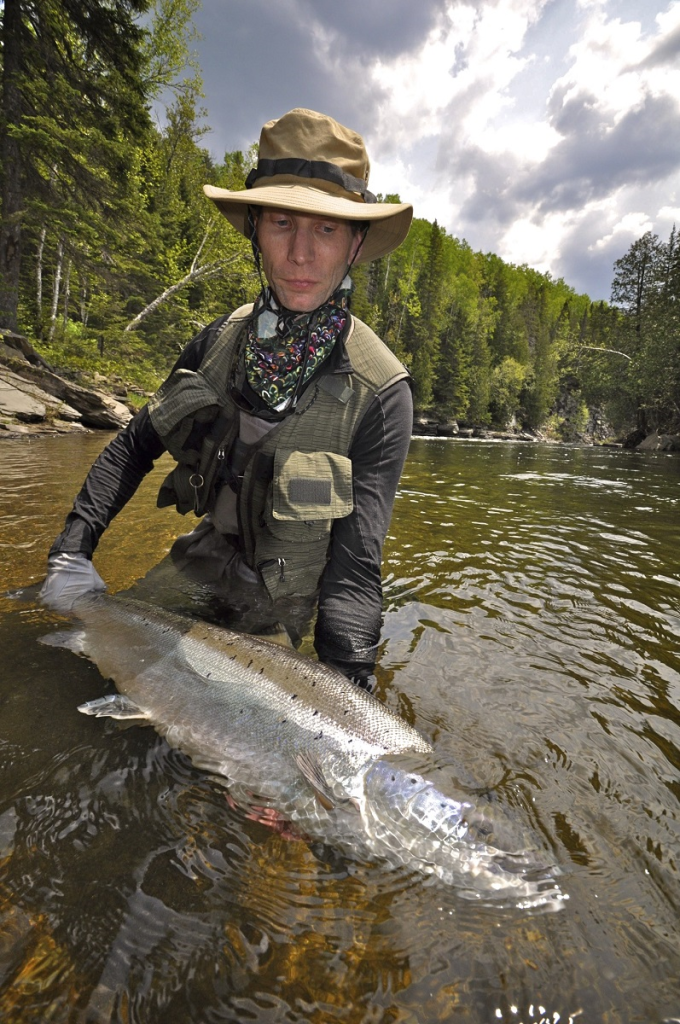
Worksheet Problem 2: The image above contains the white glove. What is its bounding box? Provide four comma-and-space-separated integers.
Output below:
40, 553, 106, 610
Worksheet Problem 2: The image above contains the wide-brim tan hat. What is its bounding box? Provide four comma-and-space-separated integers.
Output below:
203, 108, 413, 264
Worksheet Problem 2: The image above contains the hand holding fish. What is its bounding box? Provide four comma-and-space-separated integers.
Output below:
40, 553, 106, 610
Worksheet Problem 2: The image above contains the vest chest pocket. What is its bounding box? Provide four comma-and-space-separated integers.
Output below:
268, 449, 354, 539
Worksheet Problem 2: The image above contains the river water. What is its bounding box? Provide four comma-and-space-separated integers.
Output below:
0, 433, 679, 1023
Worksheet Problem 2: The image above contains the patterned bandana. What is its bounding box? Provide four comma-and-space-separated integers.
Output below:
245, 276, 352, 411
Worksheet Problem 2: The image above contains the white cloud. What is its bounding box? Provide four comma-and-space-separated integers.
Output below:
358, 0, 680, 297
591, 210, 655, 251
658, 204, 680, 222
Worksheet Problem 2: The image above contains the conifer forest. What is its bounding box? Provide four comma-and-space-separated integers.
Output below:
1, 0, 678, 437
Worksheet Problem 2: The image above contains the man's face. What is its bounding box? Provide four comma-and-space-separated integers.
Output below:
255, 208, 363, 312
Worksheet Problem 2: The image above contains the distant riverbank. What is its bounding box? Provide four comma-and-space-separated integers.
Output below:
2, 334, 678, 453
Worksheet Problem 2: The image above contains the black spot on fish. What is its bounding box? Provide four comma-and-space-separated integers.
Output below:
260, 668, 264, 674
391, 775, 396, 782
248, 660, 253, 668
281, 718, 287, 724
206, 672, 211, 678
230, 655, 237, 661
291, 694, 297, 700
315, 732, 323, 740
343, 709, 349, 715
312, 710, 318, 716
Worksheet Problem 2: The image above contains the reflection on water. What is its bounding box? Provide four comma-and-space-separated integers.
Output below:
1, 434, 679, 1022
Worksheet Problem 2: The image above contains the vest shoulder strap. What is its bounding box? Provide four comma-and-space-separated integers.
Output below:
345, 317, 409, 393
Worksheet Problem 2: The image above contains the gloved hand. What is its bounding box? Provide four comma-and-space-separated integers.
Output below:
351, 670, 376, 693
323, 658, 376, 693
39, 553, 106, 611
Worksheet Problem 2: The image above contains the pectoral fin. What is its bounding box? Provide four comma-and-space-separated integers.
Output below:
40, 629, 87, 655
295, 752, 335, 811
78, 694, 149, 721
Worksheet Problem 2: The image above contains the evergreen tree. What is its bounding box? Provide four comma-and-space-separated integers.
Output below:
0, 0, 151, 330
403, 220, 446, 407
610, 231, 667, 431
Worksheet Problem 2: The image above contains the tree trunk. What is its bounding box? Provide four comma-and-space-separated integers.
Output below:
62, 257, 71, 327
80, 270, 90, 327
124, 253, 239, 332
35, 224, 47, 338
49, 237, 64, 342
0, 0, 25, 331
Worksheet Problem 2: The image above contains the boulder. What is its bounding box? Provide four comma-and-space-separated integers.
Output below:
437, 421, 459, 437
0, 330, 53, 368
636, 431, 680, 452
622, 428, 647, 449
0, 349, 131, 431
0, 378, 46, 422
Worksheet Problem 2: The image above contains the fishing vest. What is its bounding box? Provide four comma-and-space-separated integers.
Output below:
148, 306, 409, 601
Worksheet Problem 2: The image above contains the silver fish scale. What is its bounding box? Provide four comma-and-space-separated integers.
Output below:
176, 624, 429, 758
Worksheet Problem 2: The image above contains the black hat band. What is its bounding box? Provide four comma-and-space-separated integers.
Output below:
245, 158, 377, 204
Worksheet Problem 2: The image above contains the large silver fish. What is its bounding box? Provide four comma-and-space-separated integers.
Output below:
42, 591, 565, 909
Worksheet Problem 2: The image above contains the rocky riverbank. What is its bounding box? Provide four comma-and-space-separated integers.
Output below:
0, 333, 134, 437
412, 415, 680, 451
412, 415, 543, 443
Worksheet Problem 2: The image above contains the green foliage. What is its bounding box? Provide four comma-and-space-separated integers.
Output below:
489, 357, 527, 427
575, 225, 680, 433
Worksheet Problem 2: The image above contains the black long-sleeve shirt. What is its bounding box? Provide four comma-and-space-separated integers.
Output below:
50, 317, 413, 674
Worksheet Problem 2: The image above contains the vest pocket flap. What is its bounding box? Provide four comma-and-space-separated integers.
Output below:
272, 450, 353, 521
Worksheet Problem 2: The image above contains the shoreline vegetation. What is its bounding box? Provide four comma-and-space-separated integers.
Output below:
1, 3, 679, 453
3, 330, 678, 453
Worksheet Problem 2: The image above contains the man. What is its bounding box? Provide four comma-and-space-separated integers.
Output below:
41, 108, 414, 689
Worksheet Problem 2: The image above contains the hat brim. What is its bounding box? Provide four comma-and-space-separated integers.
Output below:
203, 183, 413, 264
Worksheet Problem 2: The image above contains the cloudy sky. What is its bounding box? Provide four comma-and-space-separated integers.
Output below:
189, 0, 680, 301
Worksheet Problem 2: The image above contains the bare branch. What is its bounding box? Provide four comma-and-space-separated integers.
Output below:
579, 344, 632, 361
189, 219, 215, 275
123, 255, 240, 332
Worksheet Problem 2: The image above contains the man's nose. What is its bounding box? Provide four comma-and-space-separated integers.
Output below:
288, 225, 315, 263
